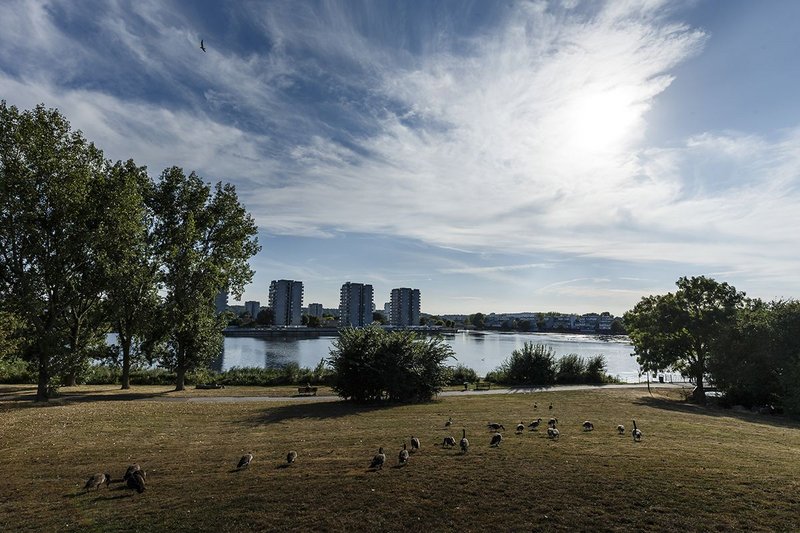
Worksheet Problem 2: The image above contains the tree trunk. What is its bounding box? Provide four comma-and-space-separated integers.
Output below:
175, 365, 186, 391
64, 373, 77, 387
121, 335, 132, 390
36, 352, 49, 402
691, 369, 706, 404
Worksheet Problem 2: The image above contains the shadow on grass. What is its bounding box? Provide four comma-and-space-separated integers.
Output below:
633, 395, 800, 430
243, 399, 396, 426
0, 387, 175, 411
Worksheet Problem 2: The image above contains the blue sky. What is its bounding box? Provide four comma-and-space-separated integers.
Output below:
3, 0, 799, 315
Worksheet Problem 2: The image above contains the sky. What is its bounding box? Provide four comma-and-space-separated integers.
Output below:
2, 0, 799, 315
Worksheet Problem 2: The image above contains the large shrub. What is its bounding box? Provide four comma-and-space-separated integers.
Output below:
448, 364, 478, 385
556, 353, 587, 383
328, 326, 454, 402
499, 342, 557, 385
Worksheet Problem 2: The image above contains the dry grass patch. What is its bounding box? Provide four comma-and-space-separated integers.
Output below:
1, 388, 799, 532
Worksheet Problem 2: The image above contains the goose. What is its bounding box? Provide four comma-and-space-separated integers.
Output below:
548, 417, 558, 428
125, 470, 146, 494
237, 453, 253, 469
549, 403, 553, 410
370, 447, 386, 469
529, 418, 542, 430
617, 424, 625, 435
410, 436, 421, 452
632, 420, 642, 442
534, 402, 538, 410
460, 429, 469, 453
123, 464, 144, 482
582, 421, 594, 431
286, 451, 298, 464
547, 427, 560, 439
83, 472, 111, 490
490, 432, 503, 447
200, 39, 206, 52
398, 443, 409, 466
487, 422, 505, 431
442, 436, 456, 448
516, 422, 525, 434
445, 417, 452, 428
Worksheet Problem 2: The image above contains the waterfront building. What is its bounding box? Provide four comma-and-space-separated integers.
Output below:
307, 303, 324, 318
389, 288, 421, 327
245, 300, 261, 319
214, 289, 228, 314
339, 282, 373, 327
269, 280, 304, 326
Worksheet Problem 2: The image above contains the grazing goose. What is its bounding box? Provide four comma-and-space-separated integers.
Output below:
617, 424, 625, 435
487, 422, 505, 431
516, 422, 525, 434
398, 443, 409, 466
123, 464, 144, 482
460, 429, 469, 453
83, 472, 111, 490
632, 420, 642, 442
548, 417, 558, 428
126, 470, 146, 494
529, 418, 542, 430
445, 417, 452, 428
370, 447, 386, 469
410, 436, 421, 452
490, 432, 503, 447
549, 403, 553, 410
286, 451, 298, 464
582, 421, 594, 431
534, 402, 538, 410
547, 427, 560, 439
238, 453, 253, 469
442, 436, 456, 448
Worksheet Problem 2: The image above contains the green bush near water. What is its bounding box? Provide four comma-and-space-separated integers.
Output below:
486, 342, 617, 386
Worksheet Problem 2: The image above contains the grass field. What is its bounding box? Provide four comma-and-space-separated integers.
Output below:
1, 385, 799, 532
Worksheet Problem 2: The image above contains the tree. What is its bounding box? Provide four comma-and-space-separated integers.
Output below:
151, 167, 259, 391
256, 308, 274, 326
468, 312, 485, 329
328, 326, 454, 402
0, 102, 110, 400
102, 160, 162, 389
0, 311, 24, 360
624, 276, 745, 403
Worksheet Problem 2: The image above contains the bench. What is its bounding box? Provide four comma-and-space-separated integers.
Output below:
297, 385, 318, 396
196, 383, 225, 390
474, 382, 491, 391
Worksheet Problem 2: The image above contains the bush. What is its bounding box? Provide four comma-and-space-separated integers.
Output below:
556, 354, 587, 384
585, 355, 610, 383
448, 364, 478, 385
328, 326, 454, 402
498, 342, 557, 385
0, 358, 36, 384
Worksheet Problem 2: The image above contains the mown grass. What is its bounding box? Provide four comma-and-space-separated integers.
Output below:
1, 386, 799, 532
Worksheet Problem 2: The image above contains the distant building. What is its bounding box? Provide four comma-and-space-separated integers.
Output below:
269, 280, 304, 326
307, 303, 324, 318
214, 289, 228, 314
389, 288, 421, 327
245, 300, 261, 319
339, 282, 373, 327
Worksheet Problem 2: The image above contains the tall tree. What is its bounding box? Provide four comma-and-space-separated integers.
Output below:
0, 102, 109, 400
624, 276, 745, 403
151, 167, 259, 391
102, 160, 161, 389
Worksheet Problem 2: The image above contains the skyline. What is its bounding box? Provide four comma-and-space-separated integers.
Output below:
2, 1, 799, 314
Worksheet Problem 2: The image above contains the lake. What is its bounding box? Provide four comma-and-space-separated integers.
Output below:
219, 331, 657, 383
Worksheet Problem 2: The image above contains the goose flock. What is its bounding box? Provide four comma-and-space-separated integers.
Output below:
80, 404, 645, 492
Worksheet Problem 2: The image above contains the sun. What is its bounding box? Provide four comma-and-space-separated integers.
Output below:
562, 87, 643, 155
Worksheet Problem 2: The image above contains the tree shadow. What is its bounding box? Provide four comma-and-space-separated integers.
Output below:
242, 400, 396, 426
633, 395, 800, 430
0, 387, 176, 411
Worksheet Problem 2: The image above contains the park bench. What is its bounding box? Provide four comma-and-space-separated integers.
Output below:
297, 385, 318, 396
474, 382, 491, 391
196, 383, 225, 390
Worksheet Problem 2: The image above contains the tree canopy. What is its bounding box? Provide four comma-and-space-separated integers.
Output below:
624, 276, 745, 403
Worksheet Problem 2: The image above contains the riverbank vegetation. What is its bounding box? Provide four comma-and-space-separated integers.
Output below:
1, 387, 798, 531
625, 276, 800, 414
485, 342, 617, 386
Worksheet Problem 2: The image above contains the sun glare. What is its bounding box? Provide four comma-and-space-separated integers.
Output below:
563, 88, 642, 155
